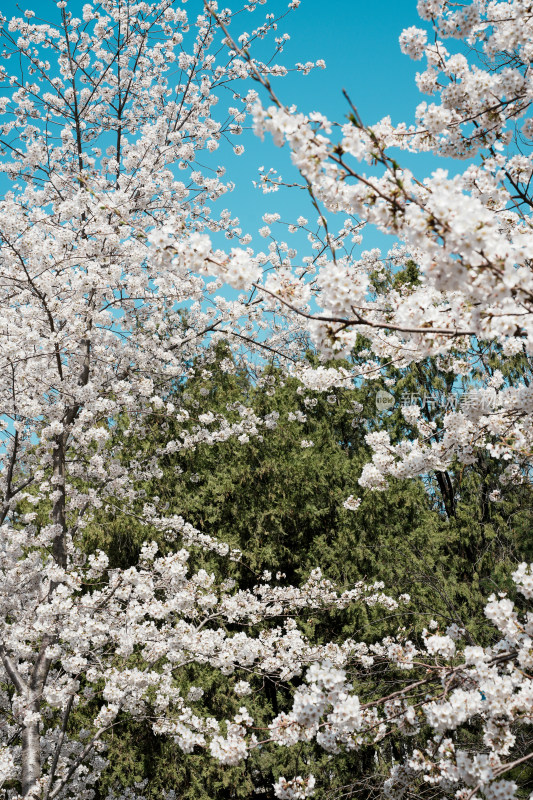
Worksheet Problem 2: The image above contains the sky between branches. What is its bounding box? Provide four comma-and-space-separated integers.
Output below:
0, 0, 448, 254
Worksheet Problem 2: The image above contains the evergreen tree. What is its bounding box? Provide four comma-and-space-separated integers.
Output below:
76, 342, 533, 800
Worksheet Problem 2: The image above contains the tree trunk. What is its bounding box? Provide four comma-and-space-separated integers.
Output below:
52, 436, 67, 570
21, 435, 68, 796
21, 713, 41, 798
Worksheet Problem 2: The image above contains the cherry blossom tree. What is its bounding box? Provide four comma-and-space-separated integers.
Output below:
2, 0, 533, 798
191, 0, 533, 488
151, 1, 533, 797
263, 563, 533, 800
0, 1, 366, 797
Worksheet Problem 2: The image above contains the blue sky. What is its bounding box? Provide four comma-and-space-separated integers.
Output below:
1, 0, 425, 120
0, 0, 443, 252
267, 0, 425, 124
221, 0, 440, 255
196, 0, 422, 249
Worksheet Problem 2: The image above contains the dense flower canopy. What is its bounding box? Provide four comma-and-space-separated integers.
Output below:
186, 0, 533, 493
0, 1, 532, 799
